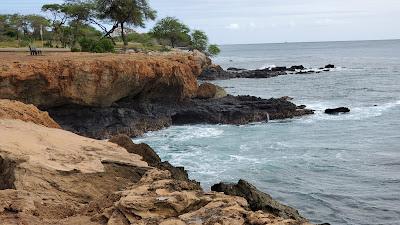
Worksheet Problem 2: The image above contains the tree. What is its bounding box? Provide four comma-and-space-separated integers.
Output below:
190, 30, 208, 52
207, 44, 221, 57
150, 17, 191, 48
94, 0, 156, 49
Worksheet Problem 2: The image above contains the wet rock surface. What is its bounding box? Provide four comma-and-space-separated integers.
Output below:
324, 107, 350, 114
48, 95, 314, 140
199, 64, 335, 80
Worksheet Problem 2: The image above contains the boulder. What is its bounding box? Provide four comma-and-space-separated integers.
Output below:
196, 82, 227, 99
211, 179, 308, 222
227, 67, 246, 71
0, 99, 60, 128
324, 107, 350, 114
325, 64, 335, 69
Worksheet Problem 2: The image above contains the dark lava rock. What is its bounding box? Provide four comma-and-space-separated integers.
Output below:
288, 65, 305, 71
109, 134, 200, 188
325, 64, 335, 69
227, 67, 246, 71
199, 64, 333, 80
48, 95, 313, 140
211, 179, 308, 222
297, 105, 307, 109
325, 107, 350, 114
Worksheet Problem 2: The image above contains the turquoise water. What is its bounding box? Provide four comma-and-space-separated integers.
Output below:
135, 40, 400, 225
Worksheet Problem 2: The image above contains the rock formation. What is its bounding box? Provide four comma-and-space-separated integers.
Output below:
0, 51, 210, 108
199, 64, 334, 80
0, 99, 60, 128
0, 117, 312, 225
196, 82, 227, 99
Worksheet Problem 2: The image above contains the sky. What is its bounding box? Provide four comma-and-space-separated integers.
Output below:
1, 0, 400, 44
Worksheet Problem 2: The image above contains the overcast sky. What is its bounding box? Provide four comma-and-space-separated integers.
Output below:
1, 0, 400, 44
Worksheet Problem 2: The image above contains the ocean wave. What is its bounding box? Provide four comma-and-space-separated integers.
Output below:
301, 100, 400, 122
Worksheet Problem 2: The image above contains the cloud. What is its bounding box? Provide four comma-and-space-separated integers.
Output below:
226, 23, 240, 30
249, 22, 257, 28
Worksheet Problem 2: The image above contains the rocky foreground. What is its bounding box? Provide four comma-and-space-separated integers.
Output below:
0, 101, 313, 225
0, 51, 313, 139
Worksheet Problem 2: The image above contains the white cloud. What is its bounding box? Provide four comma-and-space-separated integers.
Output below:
249, 22, 257, 28
226, 23, 240, 30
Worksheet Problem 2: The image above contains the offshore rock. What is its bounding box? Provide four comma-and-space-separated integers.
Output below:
324, 107, 350, 114
199, 64, 334, 80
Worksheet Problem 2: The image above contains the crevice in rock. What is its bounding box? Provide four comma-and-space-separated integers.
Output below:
0, 155, 16, 190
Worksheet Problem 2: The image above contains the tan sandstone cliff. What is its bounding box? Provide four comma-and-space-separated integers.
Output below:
0, 101, 311, 225
0, 50, 210, 108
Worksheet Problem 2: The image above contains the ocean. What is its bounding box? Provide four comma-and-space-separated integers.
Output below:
134, 40, 400, 225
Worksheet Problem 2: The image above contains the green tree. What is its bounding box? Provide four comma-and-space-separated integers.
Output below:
207, 44, 221, 57
150, 17, 191, 48
94, 0, 156, 49
190, 30, 208, 52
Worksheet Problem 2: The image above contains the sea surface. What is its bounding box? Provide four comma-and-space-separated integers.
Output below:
135, 40, 400, 225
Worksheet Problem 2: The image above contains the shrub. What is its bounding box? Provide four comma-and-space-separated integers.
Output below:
78, 37, 114, 53
207, 44, 221, 57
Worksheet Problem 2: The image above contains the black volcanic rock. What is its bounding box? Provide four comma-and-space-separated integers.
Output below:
48, 95, 313, 140
199, 64, 334, 80
325, 64, 335, 69
325, 107, 350, 114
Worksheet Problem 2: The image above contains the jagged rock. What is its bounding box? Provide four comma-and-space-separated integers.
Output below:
324, 107, 350, 114
48, 95, 313, 139
199, 64, 233, 80
0, 119, 312, 225
196, 82, 227, 99
211, 179, 308, 223
0, 99, 60, 128
288, 65, 305, 71
109, 134, 161, 166
0, 51, 210, 108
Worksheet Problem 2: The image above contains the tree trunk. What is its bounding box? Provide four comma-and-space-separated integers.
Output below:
121, 23, 128, 51
170, 38, 175, 48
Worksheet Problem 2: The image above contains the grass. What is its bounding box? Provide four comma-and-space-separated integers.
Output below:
114, 42, 170, 52
0, 40, 48, 48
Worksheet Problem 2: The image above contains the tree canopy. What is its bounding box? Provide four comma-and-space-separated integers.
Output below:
190, 30, 208, 52
150, 17, 191, 48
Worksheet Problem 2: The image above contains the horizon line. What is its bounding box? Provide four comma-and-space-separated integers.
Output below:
219, 38, 400, 46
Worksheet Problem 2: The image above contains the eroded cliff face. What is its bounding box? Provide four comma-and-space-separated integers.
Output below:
0, 51, 209, 108
0, 119, 312, 225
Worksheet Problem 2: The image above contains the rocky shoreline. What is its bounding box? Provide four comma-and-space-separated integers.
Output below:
199, 64, 335, 80
0, 51, 321, 224
0, 51, 313, 139
0, 100, 314, 225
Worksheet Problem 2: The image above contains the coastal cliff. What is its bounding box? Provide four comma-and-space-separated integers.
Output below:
0, 102, 311, 225
0, 51, 209, 108
0, 51, 313, 139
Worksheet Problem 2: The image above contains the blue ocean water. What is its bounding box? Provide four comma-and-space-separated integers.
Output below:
135, 40, 400, 225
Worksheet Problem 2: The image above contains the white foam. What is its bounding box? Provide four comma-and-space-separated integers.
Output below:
301, 100, 400, 123
258, 64, 276, 70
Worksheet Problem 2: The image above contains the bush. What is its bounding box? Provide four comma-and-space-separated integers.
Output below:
207, 44, 221, 57
78, 37, 114, 53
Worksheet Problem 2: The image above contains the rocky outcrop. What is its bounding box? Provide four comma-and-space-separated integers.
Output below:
0, 51, 210, 108
211, 180, 307, 222
48, 95, 314, 139
196, 82, 227, 99
199, 64, 334, 80
0, 119, 311, 225
0, 99, 60, 128
324, 107, 350, 114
